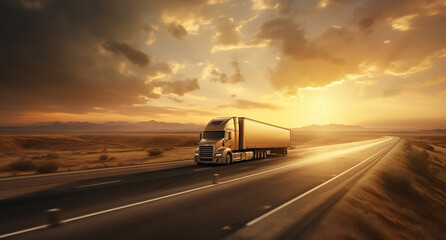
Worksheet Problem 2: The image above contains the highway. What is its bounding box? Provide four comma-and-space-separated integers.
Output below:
0, 136, 399, 240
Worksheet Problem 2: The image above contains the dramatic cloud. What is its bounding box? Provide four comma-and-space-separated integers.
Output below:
152, 78, 200, 96
214, 16, 242, 47
406, 75, 446, 88
220, 99, 280, 110
0, 0, 208, 116
1, 0, 444, 129
103, 41, 150, 67
256, 18, 348, 91
256, 0, 446, 94
166, 22, 188, 40
256, 18, 309, 59
211, 61, 245, 84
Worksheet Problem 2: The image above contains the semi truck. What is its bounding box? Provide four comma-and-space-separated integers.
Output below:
194, 117, 290, 165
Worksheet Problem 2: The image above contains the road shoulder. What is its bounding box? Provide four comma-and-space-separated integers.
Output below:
306, 139, 446, 240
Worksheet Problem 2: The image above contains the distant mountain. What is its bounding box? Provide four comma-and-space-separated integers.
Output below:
294, 124, 366, 131
0, 121, 204, 133
421, 129, 446, 134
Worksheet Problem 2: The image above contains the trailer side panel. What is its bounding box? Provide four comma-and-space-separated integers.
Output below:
240, 118, 290, 150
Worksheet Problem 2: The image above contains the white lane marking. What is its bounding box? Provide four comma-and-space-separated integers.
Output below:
246, 142, 394, 226
0, 156, 320, 239
0, 226, 48, 239
222, 226, 232, 230
0, 138, 396, 239
75, 180, 122, 189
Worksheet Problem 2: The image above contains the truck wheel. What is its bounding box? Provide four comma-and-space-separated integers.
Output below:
226, 154, 232, 165
282, 148, 287, 156
263, 151, 267, 158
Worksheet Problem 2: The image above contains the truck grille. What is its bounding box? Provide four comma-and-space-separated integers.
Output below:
199, 146, 214, 158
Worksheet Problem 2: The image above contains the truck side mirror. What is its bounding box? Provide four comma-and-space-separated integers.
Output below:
228, 132, 232, 140
199, 132, 202, 139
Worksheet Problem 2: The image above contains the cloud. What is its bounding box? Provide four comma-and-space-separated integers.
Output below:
381, 89, 403, 98
168, 96, 184, 103
166, 22, 188, 40
214, 16, 242, 47
0, 0, 208, 115
109, 104, 214, 117
211, 61, 245, 84
405, 75, 446, 88
358, 17, 375, 31
317, 0, 353, 8
255, 18, 349, 91
255, 0, 446, 94
103, 41, 150, 67
152, 78, 200, 96
220, 99, 280, 110
255, 18, 309, 59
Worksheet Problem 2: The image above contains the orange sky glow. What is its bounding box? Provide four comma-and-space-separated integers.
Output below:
0, 0, 445, 129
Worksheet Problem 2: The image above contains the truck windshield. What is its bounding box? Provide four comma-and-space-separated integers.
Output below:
203, 131, 225, 139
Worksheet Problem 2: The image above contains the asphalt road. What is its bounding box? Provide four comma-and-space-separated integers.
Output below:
0, 136, 399, 240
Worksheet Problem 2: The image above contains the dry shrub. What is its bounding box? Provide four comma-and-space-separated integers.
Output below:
413, 141, 434, 151
147, 148, 163, 157
45, 153, 60, 160
109, 156, 116, 161
379, 170, 413, 196
37, 161, 59, 174
406, 150, 430, 176
8, 159, 37, 172
349, 209, 385, 240
404, 141, 413, 151
98, 154, 109, 162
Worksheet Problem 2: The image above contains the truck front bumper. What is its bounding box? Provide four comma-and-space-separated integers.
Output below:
195, 156, 224, 164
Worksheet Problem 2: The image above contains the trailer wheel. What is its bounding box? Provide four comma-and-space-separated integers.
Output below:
226, 154, 232, 165
263, 151, 267, 158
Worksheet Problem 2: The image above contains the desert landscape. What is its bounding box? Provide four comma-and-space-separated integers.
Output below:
0, 133, 199, 177
1, 129, 444, 178
307, 135, 446, 239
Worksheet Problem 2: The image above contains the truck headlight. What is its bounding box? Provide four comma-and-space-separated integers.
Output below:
215, 153, 222, 157
195, 153, 199, 156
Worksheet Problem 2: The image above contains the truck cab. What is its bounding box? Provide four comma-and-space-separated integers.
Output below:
194, 117, 237, 165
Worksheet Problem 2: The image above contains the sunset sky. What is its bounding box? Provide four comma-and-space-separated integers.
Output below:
0, 0, 445, 129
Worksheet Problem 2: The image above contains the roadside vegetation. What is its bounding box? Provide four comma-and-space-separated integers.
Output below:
309, 137, 446, 239
0, 133, 198, 177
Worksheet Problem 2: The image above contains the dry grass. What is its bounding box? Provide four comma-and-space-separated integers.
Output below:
308, 137, 446, 240
0, 133, 198, 176
36, 161, 59, 173
147, 148, 163, 157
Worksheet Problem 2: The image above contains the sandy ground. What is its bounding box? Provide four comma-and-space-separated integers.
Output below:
0, 133, 199, 177
307, 136, 446, 239
0, 131, 437, 178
